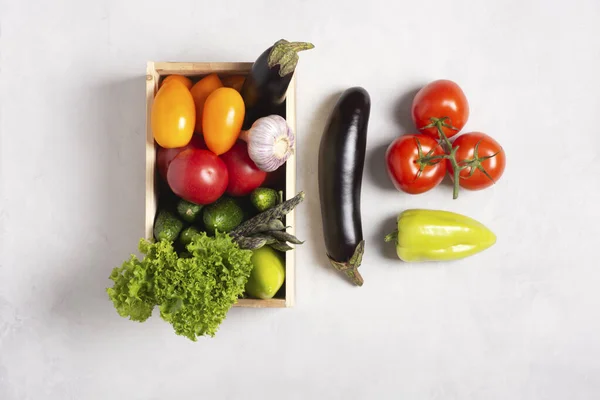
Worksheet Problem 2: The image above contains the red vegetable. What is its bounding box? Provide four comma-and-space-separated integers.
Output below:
386, 134, 447, 194
411, 80, 469, 140
220, 141, 267, 197
449, 132, 506, 190
157, 135, 206, 179
167, 148, 228, 205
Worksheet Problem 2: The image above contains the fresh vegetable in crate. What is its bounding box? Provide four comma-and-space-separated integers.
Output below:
108, 192, 306, 339
241, 39, 314, 129
220, 141, 267, 196
107, 233, 254, 340
245, 246, 285, 300
190, 73, 223, 134
240, 115, 295, 172
222, 75, 245, 92
152, 80, 196, 148
203, 87, 245, 155
202, 197, 245, 234
157, 135, 206, 179
160, 75, 193, 90
167, 148, 229, 205
230, 192, 305, 251
318, 87, 370, 286
250, 188, 279, 212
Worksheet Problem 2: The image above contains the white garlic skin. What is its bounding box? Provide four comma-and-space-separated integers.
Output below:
246, 115, 295, 172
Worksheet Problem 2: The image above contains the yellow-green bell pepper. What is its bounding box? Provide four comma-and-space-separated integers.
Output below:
384, 209, 496, 262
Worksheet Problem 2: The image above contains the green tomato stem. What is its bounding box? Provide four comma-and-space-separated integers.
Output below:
431, 119, 462, 200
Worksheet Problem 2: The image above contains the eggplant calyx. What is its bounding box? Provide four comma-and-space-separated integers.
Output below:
268, 39, 315, 77
327, 240, 365, 287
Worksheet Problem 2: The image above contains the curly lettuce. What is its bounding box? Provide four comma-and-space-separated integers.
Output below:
107, 232, 253, 341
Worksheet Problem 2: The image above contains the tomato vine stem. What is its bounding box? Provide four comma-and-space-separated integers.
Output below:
424, 117, 463, 199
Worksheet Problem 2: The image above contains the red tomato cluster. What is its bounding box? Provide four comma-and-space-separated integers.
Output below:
386, 80, 506, 198
153, 74, 267, 205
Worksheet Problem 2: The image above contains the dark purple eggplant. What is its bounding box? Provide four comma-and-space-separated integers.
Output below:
318, 87, 371, 286
241, 39, 314, 129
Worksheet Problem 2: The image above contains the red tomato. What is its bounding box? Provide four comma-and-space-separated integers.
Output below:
386, 134, 447, 194
411, 80, 469, 140
220, 141, 266, 196
167, 148, 228, 205
156, 135, 207, 180
448, 132, 506, 190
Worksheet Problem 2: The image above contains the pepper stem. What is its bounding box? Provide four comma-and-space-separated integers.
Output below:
268, 39, 315, 77
384, 231, 398, 243
327, 240, 365, 286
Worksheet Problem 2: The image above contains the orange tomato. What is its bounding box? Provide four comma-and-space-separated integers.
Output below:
221, 75, 246, 92
202, 87, 245, 155
151, 80, 196, 148
190, 73, 223, 133
160, 75, 193, 90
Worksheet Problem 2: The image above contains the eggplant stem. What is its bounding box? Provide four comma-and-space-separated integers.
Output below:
268, 39, 315, 77
327, 240, 365, 286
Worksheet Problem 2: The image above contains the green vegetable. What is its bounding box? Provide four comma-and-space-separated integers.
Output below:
250, 188, 278, 212
176, 199, 203, 223
203, 197, 244, 234
153, 209, 184, 242
384, 209, 496, 262
107, 232, 253, 340
179, 226, 201, 247
231, 191, 304, 238
230, 192, 305, 251
245, 247, 285, 299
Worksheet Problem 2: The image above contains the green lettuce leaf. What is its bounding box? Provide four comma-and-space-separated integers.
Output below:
106, 232, 253, 341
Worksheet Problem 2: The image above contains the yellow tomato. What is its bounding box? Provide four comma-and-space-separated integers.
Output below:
221, 75, 246, 92
160, 75, 193, 90
202, 87, 245, 155
190, 73, 223, 134
151, 80, 196, 148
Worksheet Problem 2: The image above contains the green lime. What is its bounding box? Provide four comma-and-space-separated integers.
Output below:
250, 188, 278, 212
245, 247, 285, 299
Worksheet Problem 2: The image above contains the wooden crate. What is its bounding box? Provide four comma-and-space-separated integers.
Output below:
145, 62, 296, 308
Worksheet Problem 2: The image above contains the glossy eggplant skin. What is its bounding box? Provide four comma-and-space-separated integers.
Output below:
318, 87, 370, 286
240, 40, 314, 129
240, 46, 289, 129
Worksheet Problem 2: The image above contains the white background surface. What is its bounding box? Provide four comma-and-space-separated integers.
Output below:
1, 0, 600, 399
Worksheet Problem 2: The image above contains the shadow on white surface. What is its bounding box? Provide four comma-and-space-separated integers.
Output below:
392, 86, 422, 133
367, 142, 396, 191
49, 77, 146, 332
374, 215, 400, 261
300, 91, 343, 275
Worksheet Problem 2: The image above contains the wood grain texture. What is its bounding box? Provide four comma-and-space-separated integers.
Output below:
154, 62, 254, 76
145, 62, 159, 241
284, 74, 297, 308
145, 62, 296, 308
233, 298, 287, 308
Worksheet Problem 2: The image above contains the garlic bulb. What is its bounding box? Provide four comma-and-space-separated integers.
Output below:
241, 115, 295, 172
